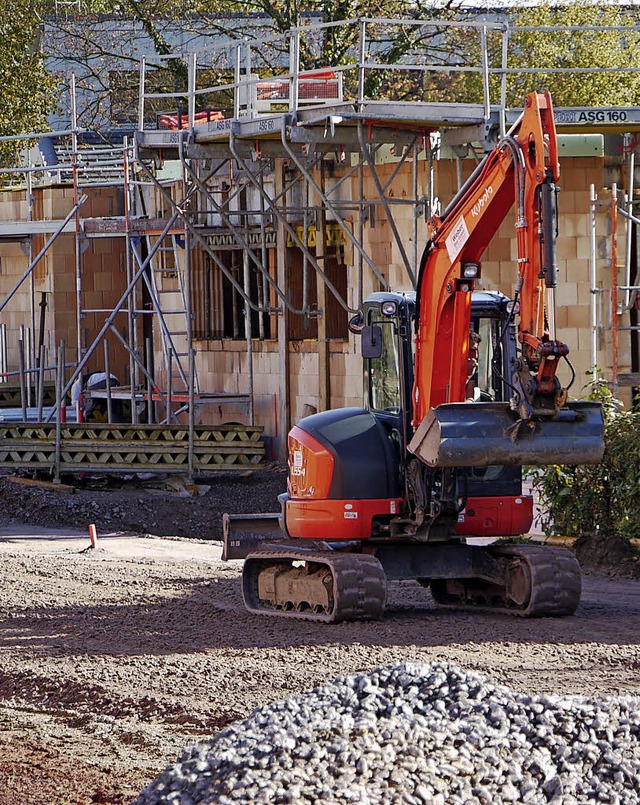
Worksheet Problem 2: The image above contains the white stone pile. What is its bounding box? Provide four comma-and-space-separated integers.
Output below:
133, 661, 640, 805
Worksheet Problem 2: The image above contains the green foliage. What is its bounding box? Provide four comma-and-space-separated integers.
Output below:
0, 0, 57, 165
40, 0, 640, 130
531, 381, 640, 540
64, 0, 465, 77
507, 1, 640, 106
41, 0, 469, 127
420, 1, 640, 108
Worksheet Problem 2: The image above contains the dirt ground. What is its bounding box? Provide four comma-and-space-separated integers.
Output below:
0, 468, 639, 805
0, 468, 288, 542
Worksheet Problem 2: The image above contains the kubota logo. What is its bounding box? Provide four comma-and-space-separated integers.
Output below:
471, 185, 493, 217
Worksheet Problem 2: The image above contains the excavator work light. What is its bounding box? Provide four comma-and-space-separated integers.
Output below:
381, 301, 398, 316
462, 262, 480, 279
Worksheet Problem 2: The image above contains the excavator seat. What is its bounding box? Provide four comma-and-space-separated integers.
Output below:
408, 401, 604, 468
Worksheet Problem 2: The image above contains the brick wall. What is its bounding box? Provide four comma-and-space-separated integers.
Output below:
0, 150, 632, 442
0, 185, 132, 392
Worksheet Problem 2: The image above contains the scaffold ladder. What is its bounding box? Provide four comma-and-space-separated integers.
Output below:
145, 230, 199, 396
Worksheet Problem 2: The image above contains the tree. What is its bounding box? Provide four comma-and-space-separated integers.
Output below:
417, 2, 640, 109
23, 0, 640, 139
506, 1, 640, 107
0, 0, 57, 164
41, 0, 470, 130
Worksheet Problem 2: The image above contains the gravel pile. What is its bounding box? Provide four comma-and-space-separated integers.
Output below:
133, 661, 640, 805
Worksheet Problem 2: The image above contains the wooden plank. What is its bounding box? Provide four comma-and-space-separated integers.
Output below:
618, 372, 640, 386
0, 421, 265, 475
276, 164, 290, 463
316, 164, 331, 414
6, 476, 76, 493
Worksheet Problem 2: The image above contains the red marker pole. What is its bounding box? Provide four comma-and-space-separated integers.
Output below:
88, 524, 98, 548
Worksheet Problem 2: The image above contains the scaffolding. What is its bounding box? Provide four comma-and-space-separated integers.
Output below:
133, 17, 640, 406
1, 16, 640, 477
593, 179, 640, 400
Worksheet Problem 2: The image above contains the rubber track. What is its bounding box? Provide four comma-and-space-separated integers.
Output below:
242, 549, 387, 623
432, 544, 582, 617
496, 544, 582, 616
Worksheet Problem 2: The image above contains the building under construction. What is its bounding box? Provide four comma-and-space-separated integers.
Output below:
1, 16, 639, 477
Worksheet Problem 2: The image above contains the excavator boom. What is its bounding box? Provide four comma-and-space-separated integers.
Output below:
409, 92, 604, 468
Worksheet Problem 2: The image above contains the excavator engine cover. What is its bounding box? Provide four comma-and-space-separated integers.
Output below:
409, 401, 604, 467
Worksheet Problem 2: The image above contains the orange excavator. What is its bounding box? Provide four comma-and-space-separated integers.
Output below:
223, 92, 604, 621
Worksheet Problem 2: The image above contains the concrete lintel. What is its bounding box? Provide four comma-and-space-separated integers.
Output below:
289, 124, 421, 149
0, 220, 76, 236
440, 123, 496, 150
82, 217, 183, 236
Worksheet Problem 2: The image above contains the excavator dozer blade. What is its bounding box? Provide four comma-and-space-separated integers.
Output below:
408, 401, 604, 468
222, 512, 282, 560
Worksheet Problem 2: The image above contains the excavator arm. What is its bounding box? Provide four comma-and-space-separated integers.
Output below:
409, 92, 604, 468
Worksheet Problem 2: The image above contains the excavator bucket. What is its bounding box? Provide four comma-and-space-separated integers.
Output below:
408, 401, 604, 468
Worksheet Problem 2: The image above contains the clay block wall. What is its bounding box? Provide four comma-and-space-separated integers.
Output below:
0, 149, 625, 443
187, 341, 280, 431
0, 185, 132, 392
189, 337, 363, 441
187, 150, 625, 444
443, 156, 621, 396
358, 154, 625, 403
0, 187, 62, 383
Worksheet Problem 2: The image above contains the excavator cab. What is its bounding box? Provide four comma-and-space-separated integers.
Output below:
359, 291, 535, 537
362, 291, 519, 438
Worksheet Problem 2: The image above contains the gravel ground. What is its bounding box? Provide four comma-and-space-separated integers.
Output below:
0, 469, 639, 804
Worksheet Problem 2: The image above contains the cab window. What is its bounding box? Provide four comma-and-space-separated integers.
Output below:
368, 312, 401, 412
469, 318, 504, 402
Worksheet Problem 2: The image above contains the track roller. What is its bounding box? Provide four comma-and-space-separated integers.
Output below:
242, 549, 387, 623
430, 544, 581, 617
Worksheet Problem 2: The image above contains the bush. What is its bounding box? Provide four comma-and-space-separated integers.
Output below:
531, 384, 640, 539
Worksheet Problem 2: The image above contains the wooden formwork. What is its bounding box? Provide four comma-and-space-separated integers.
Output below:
0, 423, 265, 474
0, 382, 57, 408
